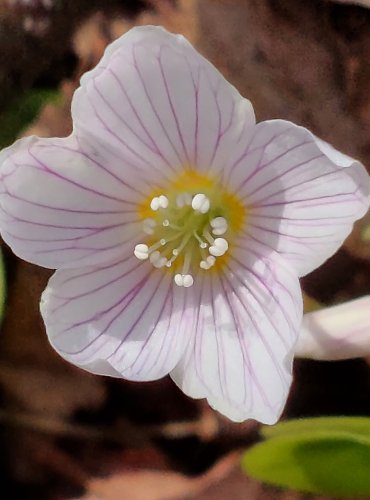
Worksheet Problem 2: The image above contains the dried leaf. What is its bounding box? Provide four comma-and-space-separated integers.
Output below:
83, 452, 240, 500
0, 363, 106, 417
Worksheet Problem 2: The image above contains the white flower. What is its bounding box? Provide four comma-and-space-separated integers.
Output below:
295, 296, 370, 360
0, 26, 369, 423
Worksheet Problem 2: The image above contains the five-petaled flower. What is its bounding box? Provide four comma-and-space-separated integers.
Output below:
0, 27, 369, 423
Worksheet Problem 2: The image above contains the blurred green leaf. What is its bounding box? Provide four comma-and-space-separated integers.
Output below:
302, 292, 324, 313
262, 416, 370, 441
0, 248, 5, 323
0, 89, 60, 149
242, 417, 370, 496
362, 224, 370, 242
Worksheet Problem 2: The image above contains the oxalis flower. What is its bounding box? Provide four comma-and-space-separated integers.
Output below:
0, 27, 369, 424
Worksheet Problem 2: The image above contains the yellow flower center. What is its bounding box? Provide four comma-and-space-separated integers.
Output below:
134, 170, 246, 287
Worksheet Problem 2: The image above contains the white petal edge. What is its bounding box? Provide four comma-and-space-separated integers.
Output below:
224, 119, 370, 276
72, 25, 255, 183
41, 256, 191, 381
295, 295, 370, 360
0, 135, 142, 269
171, 244, 303, 424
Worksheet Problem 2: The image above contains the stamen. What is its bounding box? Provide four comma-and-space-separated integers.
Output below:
150, 197, 160, 211
200, 255, 216, 270
134, 243, 149, 260
143, 218, 156, 235
192, 193, 210, 214
182, 250, 192, 275
210, 216, 228, 236
171, 233, 192, 259
136, 174, 239, 283
158, 195, 169, 208
163, 219, 183, 231
193, 230, 208, 249
209, 237, 229, 257
150, 195, 169, 211
200, 260, 210, 269
149, 251, 167, 268
174, 274, 183, 286
207, 255, 216, 266
203, 229, 215, 245
174, 273, 194, 287
200, 247, 209, 262
147, 240, 166, 253
183, 274, 194, 287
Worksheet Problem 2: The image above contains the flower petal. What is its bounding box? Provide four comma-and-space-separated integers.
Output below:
72, 25, 255, 185
0, 135, 141, 269
224, 119, 370, 276
41, 257, 190, 380
295, 296, 370, 360
171, 245, 302, 424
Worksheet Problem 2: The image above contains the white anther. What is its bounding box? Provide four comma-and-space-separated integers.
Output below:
192, 193, 210, 214
176, 192, 192, 208
209, 237, 229, 257
160, 238, 166, 246
143, 218, 156, 235
150, 195, 168, 211
174, 273, 194, 287
212, 227, 227, 236
150, 197, 160, 211
158, 195, 169, 208
200, 242, 207, 249
182, 274, 194, 287
206, 255, 216, 266
210, 216, 227, 229
150, 251, 167, 268
174, 274, 184, 286
210, 216, 228, 235
172, 249, 179, 256
150, 251, 160, 264
163, 219, 170, 227
200, 255, 216, 270
134, 243, 149, 260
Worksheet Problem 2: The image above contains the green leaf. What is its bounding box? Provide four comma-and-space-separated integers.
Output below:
0, 248, 5, 323
302, 292, 324, 313
362, 224, 370, 242
262, 416, 370, 441
0, 89, 60, 149
242, 417, 370, 496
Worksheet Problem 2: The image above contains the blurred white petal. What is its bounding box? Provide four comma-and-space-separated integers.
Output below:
295, 296, 370, 360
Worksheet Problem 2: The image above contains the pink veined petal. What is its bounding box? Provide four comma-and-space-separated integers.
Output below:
224, 119, 370, 276
0, 135, 141, 269
72, 25, 255, 184
171, 244, 302, 424
40, 256, 191, 381
295, 295, 370, 360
